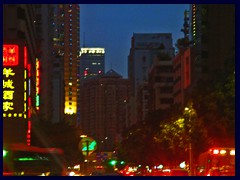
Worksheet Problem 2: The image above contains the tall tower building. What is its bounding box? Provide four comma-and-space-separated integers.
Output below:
80, 69, 130, 151
53, 4, 80, 126
189, 4, 235, 85
128, 33, 175, 124
3, 4, 39, 145
79, 47, 105, 83
35, 5, 58, 124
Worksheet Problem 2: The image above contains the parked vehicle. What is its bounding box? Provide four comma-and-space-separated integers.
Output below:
170, 169, 189, 176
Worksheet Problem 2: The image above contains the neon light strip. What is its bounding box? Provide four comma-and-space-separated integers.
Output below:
24, 46, 27, 68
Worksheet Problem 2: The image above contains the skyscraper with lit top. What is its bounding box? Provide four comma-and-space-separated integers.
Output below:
79, 47, 105, 83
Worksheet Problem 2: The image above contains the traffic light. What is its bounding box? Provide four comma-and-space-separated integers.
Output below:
120, 161, 125, 165
109, 159, 117, 166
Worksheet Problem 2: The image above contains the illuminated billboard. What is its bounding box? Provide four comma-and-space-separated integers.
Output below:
3, 45, 19, 66
3, 43, 27, 119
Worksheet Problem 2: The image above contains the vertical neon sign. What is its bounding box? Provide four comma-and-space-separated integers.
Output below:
3, 45, 19, 114
3, 43, 29, 145
25, 46, 31, 146
36, 58, 40, 110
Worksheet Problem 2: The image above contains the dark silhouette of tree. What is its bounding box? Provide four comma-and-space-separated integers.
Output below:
31, 121, 84, 166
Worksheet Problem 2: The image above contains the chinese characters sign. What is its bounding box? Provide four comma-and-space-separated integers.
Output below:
3, 68, 15, 111
3, 45, 19, 66
3, 44, 26, 118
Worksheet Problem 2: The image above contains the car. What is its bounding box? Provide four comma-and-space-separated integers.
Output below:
170, 169, 189, 176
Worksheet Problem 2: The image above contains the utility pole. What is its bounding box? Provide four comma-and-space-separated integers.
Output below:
189, 142, 193, 176
184, 105, 194, 176
86, 140, 89, 175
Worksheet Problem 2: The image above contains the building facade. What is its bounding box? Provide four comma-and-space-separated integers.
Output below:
173, 47, 194, 106
128, 33, 175, 124
189, 4, 235, 86
80, 69, 130, 151
148, 54, 174, 111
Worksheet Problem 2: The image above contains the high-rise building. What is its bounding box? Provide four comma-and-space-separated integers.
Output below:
189, 4, 235, 85
34, 5, 58, 124
3, 4, 40, 145
80, 69, 130, 151
79, 47, 105, 83
128, 33, 175, 123
53, 4, 80, 126
173, 4, 235, 107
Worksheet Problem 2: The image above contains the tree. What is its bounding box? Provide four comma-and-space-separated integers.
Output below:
155, 102, 211, 164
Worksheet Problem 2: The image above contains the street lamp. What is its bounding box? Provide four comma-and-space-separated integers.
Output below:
184, 106, 193, 176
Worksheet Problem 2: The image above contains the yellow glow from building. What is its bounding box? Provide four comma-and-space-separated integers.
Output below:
220, 149, 226, 155
64, 102, 77, 115
80, 47, 105, 56
230, 150, 235, 155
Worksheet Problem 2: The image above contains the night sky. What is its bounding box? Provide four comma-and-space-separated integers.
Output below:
79, 4, 190, 78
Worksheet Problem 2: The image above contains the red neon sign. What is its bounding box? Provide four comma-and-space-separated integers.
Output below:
3, 45, 19, 66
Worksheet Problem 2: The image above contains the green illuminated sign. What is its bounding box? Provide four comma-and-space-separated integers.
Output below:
15, 157, 37, 161
82, 141, 97, 151
79, 137, 97, 156
3, 150, 8, 157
